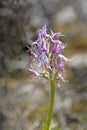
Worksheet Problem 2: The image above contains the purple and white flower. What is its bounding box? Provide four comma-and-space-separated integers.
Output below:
27, 24, 69, 85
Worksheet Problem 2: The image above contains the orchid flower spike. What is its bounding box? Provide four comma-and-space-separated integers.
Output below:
27, 23, 70, 85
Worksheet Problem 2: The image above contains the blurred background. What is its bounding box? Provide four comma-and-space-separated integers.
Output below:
0, 0, 87, 130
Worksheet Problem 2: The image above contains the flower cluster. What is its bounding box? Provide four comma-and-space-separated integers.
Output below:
27, 24, 69, 86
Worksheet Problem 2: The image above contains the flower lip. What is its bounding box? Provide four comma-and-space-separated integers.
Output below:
58, 54, 69, 62
38, 52, 48, 66
58, 60, 65, 71
27, 68, 40, 76
51, 30, 61, 40
53, 32, 61, 40
52, 43, 65, 56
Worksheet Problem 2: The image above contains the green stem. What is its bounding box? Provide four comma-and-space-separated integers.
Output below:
47, 78, 55, 130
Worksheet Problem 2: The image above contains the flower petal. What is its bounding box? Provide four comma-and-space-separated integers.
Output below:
58, 60, 65, 71
38, 52, 48, 66
58, 74, 68, 82
53, 32, 61, 40
58, 54, 69, 62
27, 68, 40, 76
